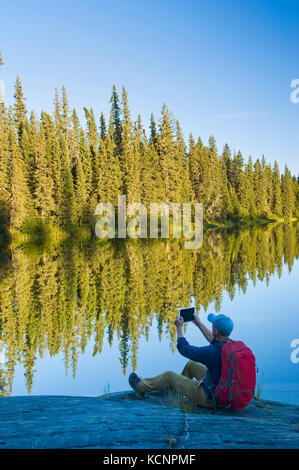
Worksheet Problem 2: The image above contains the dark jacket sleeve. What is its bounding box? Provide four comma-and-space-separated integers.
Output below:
177, 337, 214, 367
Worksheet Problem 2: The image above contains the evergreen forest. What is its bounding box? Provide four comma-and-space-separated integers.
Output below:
0, 52, 298, 242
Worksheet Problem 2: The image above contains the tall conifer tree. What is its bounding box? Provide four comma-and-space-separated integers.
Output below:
281, 165, 295, 217
13, 77, 27, 141
33, 112, 56, 218
272, 161, 282, 216
8, 122, 35, 230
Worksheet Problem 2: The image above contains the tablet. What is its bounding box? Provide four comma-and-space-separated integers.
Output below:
178, 306, 195, 323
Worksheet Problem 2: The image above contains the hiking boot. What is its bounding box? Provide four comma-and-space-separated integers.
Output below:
128, 372, 146, 399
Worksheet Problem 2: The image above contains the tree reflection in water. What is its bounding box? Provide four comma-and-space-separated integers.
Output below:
0, 222, 298, 395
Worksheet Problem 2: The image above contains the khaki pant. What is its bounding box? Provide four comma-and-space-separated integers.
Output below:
138, 360, 213, 409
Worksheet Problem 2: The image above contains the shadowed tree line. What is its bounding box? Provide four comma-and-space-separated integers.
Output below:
0, 222, 298, 395
0, 53, 298, 241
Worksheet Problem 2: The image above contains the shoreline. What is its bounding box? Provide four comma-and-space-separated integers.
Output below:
1, 216, 298, 248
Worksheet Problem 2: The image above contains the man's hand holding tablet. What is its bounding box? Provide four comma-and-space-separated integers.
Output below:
177, 306, 196, 323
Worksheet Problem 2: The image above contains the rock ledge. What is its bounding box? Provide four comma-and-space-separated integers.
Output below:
0, 391, 298, 449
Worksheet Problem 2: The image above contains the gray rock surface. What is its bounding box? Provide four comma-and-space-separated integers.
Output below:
0, 391, 298, 449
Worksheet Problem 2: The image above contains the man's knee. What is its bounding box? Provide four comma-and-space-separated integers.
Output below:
189, 360, 207, 372
164, 370, 177, 386
164, 370, 176, 379
185, 360, 193, 367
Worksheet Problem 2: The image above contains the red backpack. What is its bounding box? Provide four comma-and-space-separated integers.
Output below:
214, 340, 256, 410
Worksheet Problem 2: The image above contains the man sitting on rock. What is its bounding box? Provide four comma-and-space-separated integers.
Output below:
128, 313, 234, 409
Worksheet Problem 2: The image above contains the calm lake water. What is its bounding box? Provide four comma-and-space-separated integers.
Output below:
0, 222, 298, 405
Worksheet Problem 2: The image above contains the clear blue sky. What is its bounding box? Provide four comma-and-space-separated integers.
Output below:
1, 0, 299, 174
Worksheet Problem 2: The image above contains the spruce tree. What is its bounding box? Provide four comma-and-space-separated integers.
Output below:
33, 112, 56, 219
157, 104, 178, 203
149, 113, 158, 147
20, 116, 35, 194
188, 134, 202, 202
121, 86, 133, 197
233, 150, 244, 195
109, 85, 122, 154
13, 77, 27, 141
84, 107, 102, 204
0, 106, 11, 228
79, 127, 93, 198
100, 112, 107, 141
281, 165, 295, 217
175, 120, 191, 203
74, 154, 87, 224
222, 143, 234, 185
272, 161, 282, 216
244, 157, 255, 216
264, 163, 273, 214
8, 122, 35, 230
46, 114, 63, 223
59, 135, 75, 226
253, 159, 267, 216
69, 109, 80, 164
61, 86, 71, 136
206, 136, 225, 219
141, 140, 163, 207
100, 134, 122, 206
54, 88, 62, 132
